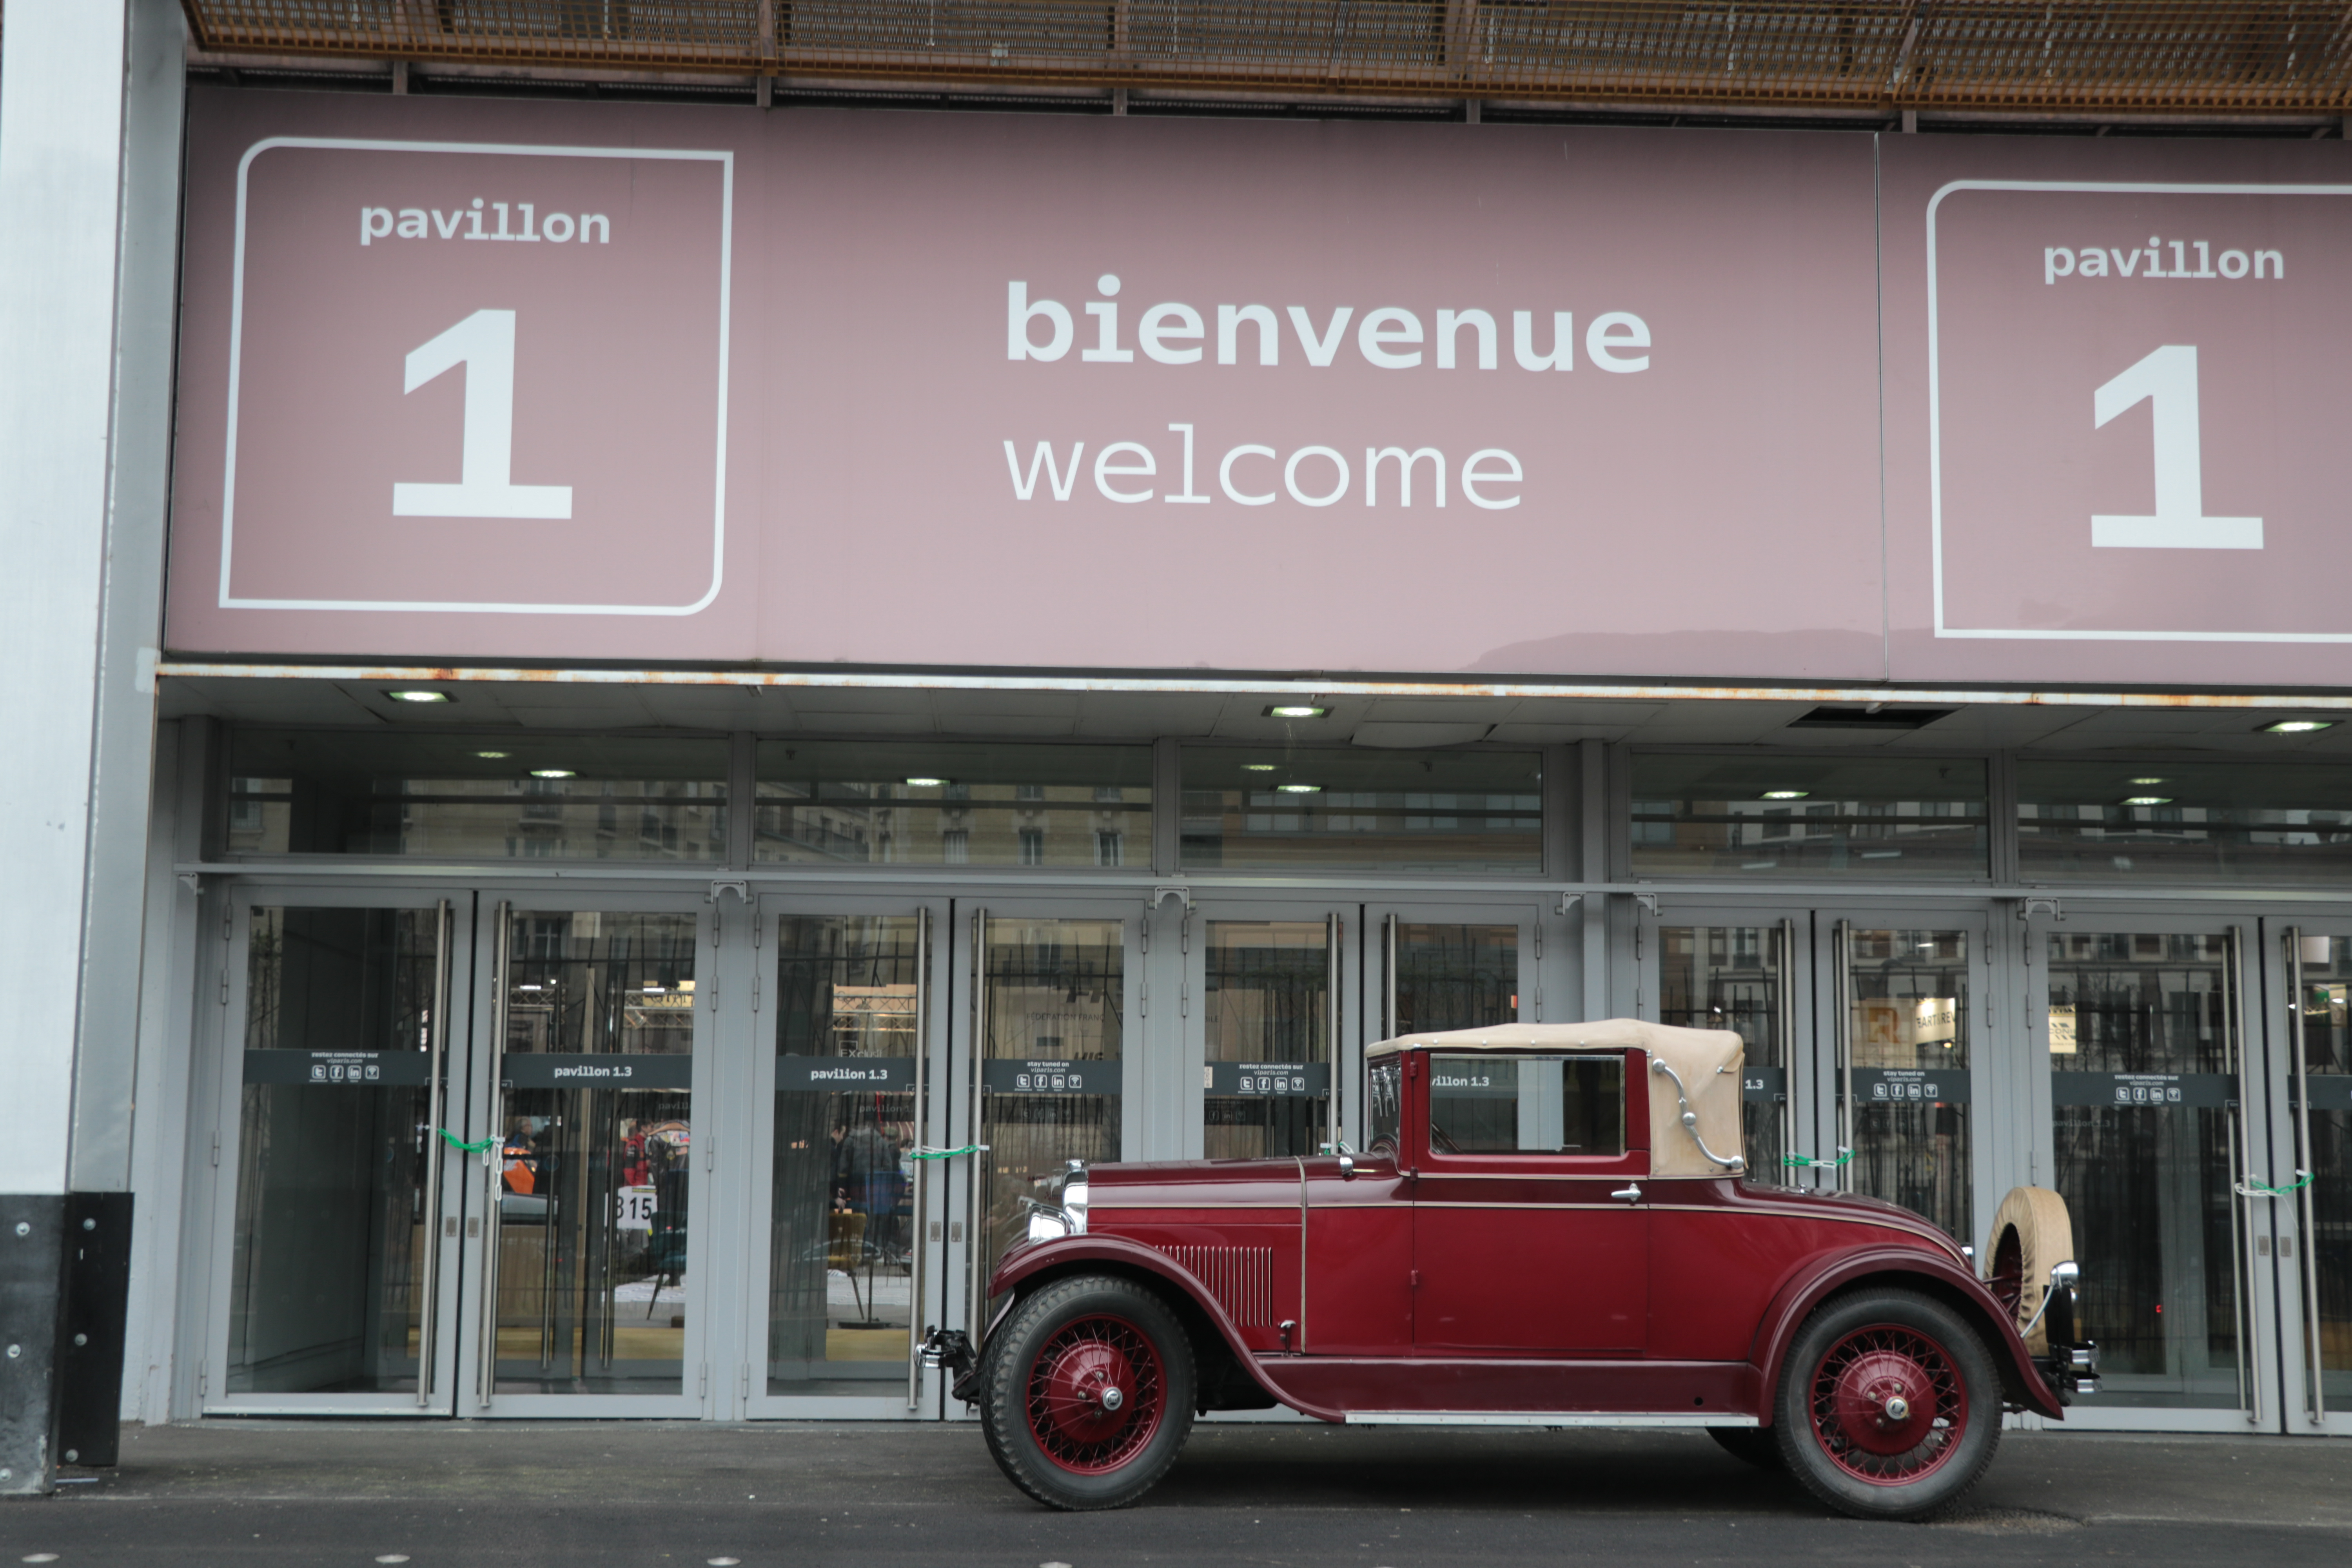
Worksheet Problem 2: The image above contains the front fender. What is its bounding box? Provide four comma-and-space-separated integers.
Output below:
1751, 1246, 2066, 1421
986, 1235, 1333, 1420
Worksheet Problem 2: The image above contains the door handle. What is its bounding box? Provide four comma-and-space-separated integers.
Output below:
1610, 1183, 1642, 1204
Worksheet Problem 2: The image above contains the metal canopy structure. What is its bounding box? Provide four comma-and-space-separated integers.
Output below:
177, 2, 2352, 117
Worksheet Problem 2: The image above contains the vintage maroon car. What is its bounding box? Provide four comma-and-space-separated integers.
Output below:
927, 1020, 2097, 1520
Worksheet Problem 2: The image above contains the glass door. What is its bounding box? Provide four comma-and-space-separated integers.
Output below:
1370, 908, 1534, 1039
467, 900, 710, 1414
967, 908, 1136, 1307
1831, 919, 1985, 1246
1649, 912, 1808, 1185
752, 901, 940, 1414
203, 889, 468, 1414
2271, 925, 2352, 1434
1194, 909, 1344, 1161
2033, 919, 2265, 1421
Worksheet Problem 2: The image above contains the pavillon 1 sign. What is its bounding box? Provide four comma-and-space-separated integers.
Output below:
163, 90, 2352, 688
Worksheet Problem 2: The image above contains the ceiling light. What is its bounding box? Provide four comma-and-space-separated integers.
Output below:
385, 690, 450, 703
476, 750, 509, 760
1241, 764, 1278, 772
530, 768, 575, 779
1276, 783, 1323, 793
2264, 719, 2336, 733
641, 983, 665, 993
1265, 705, 1328, 719
1761, 790, 1809, 800
2129, 776, 2164, 786
2123, 795, 2172, 806
903, 777, 948, 788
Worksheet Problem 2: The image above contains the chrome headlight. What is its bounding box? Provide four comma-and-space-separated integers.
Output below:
1022, 1161, 1089, 1243
1062, 1171, 1088, 1234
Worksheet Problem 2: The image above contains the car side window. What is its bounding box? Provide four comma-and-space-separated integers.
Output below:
1366, 1058, 1402, 1153
1427, 1054, 1624, 1157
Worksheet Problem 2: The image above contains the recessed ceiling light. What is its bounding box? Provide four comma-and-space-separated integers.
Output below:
903, 777, 949, 788
641, 983, 665, 993
1276, 782, 1323, 793
530, 768, 575, 779
1265, 704, 1328, 719
1241, 764, 1278, 772
2264, 719, 2336, 733
385, 690, 450, 703
1761, 790, 1809, 800
2123, 795, 2172, 806
476, 750, 509, 760
2129, 776, 2164, 786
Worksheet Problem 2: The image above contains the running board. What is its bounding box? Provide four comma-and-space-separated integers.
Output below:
1343, 1411, 1760, 1429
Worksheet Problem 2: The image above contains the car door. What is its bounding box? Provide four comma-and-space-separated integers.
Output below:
1410, 1049, 1650, 1355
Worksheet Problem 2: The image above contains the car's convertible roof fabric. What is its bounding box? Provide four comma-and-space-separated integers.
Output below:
1368, 1020, 1748, 1179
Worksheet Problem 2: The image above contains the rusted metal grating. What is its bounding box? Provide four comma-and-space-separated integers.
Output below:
178, 2, 2352, 114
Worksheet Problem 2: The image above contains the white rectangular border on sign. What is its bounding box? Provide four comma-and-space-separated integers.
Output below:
219, 136, 733, 616
1927, 178, 2352, 644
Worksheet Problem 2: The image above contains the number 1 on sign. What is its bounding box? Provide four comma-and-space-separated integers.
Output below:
2091, 344, 2259, 550
392, 309, 573, 519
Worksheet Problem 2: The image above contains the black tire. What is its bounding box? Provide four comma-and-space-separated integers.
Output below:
1772, 1288, 2002, 1522
1707, 1425, 1784, 1472
977, 1274, 1197, 1511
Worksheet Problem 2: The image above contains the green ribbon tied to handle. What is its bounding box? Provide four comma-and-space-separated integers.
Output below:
2236, 1169, 2314, 1198
1784, 1147, 1853, 1171
436, 1129, 500, 1154
909, 1144, 989, 1161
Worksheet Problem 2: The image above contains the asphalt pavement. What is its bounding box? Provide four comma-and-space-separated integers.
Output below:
2, 1417, 2348, 1567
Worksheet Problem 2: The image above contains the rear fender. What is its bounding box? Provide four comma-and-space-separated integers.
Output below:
1751, 1247, 2066, 1421
987, 1236, 1332, 1420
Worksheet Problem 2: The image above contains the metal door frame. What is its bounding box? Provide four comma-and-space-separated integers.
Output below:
196, 880, 474, 1417
2023, 904, 2282, 1434
454, 888, 719, 1420
742, 890, 950, 1420
2257, 913, 2352, 1437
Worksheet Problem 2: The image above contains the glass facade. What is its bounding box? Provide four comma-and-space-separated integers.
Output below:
228, 730, 729, 861
753, 741, 1149, 867
1630, 754, 1989, 879
2020, 760, 2352, 883
1182, 748, 1541, 872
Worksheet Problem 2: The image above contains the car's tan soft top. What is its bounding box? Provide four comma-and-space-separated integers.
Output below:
1367, 1019, 1747, 1178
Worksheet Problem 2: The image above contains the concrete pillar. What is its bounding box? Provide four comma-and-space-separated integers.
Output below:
0, 0, 185, 1495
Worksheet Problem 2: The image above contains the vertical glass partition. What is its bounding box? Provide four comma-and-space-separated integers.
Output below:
2285, 933, 2352, 1416
229, 905, 445, 1396
1659, 923, 1793, 1181
768, 915, 926, 1397
1203, 920, 1334, 1160
1384, 921, 1519, 1037
2045, 931, 2245, 1409
1840, 927, 1973, 1243
975, 917, 1123, 1281
489, 909, 697, 1397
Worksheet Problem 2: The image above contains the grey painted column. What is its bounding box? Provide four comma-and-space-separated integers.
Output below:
0, 0, 186, 1495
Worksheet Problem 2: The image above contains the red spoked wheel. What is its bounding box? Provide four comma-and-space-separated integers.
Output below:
979, 1275, 1197, 1510
1025, 1314, 1166, 1474
1773, 1288, 2000, 1521
1806, 1323, 1968, 1485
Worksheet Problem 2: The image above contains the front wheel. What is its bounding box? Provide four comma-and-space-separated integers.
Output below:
977, 1274, 1197, 1510
1773, 1288, 2001, 1521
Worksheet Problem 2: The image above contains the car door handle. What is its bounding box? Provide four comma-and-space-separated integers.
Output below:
1610, 1183, 1642, 1204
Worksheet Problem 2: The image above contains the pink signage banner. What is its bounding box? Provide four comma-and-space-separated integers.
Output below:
1879, 134, 2352, 688
166, 90, 1884, 679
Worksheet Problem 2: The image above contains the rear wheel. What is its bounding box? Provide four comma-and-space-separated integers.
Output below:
1773, 1288, 2000, 1521
978, 1274, 1197, 1510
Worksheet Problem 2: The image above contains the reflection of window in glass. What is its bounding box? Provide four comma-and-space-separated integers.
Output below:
1183, 748, 1541, 872
1426, 1055, 1624, 1156
1094, 831, 1122, 867
224, 731, 727, 860
753, 742, 1149, 867
2020, 760, 2352, 882
1629, 754, 1988, 880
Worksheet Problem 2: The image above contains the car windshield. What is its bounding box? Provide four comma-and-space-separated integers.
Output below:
1427, 1054, 1625, 1156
